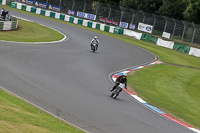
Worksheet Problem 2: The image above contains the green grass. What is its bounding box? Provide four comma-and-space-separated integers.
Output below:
1, 4, 200, 130
128, 64, 200, 128
0, 89, 85, 133
0, 19, 64, 42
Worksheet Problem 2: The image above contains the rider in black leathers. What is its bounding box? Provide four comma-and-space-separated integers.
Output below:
110, 73, 127, 92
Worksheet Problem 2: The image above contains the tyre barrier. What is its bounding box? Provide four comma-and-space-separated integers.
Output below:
0, 16, 18, 31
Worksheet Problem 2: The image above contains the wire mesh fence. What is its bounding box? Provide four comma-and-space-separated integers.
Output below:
43, 0, 200, 47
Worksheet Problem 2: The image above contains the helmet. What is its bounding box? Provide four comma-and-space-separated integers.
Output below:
94, 36, 97, 39
123, 73, 127, 76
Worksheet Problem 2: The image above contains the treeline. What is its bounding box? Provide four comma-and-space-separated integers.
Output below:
94, 0, 200, 24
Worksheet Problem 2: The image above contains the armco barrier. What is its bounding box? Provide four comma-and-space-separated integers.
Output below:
10, 2, 200, 58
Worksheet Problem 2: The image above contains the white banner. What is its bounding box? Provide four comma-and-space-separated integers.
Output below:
64, 15, 70, 22
109, 26, 115, 33
138, 22, 153, 33
26, 6, 32, 12
162, 32, 171, 39
55, 13, 60, 19
2, 0, 6, 5
82, 20, 88, 27
123, 29, 142, 40
73, 18, 78, 24
156, 38, 174, 49
45, 10, 51, 17
189, 47, 200, 57
92, 22, 97, 29
100, 24, 105, 31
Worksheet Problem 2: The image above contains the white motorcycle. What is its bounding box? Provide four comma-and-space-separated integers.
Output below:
91, 43, 97, 52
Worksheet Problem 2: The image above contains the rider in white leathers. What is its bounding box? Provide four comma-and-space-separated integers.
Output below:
91, 36, 99, 50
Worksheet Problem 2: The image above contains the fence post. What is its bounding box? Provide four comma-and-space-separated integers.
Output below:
46, 0, 49, 5
119, 6, 123, 22
108, 4, 111, 19
59, 0, 62, 7
191, 23, 196, 45
72, 0, 75, 10
164, 16, 167, 32
83, 0, 86, 12
172, 18, 176, 39
181, 21, 186, 42
141, 11, 145, 23
95, 4, 99, 16
131, 9, 134, 24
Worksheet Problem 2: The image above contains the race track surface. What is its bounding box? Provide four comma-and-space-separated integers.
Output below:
0, 11, 194, 133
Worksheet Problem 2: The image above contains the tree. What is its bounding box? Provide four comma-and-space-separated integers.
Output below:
183, 0, 200, 24
157, 0, 188, 20
119, 0, 163, 13
95, 0, 120, 5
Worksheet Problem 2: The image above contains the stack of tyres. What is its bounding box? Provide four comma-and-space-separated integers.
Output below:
69, 16, 74, 23
59, 14, 65, 20
11, 2, 17, 8
0, 22, 4, 30
96, 23, 100, 30
40, 9, 46, 16
114, 27, 124, 35
104, 25, 110, 32
87, 21, 93, 28
78, 18, 83, 25
50, 12, 56, 18
31, 7, 36, 13
21, 5, 27, 11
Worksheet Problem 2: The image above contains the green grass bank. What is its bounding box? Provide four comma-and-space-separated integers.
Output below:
0, 19, 64, 42
0, 89, 85, 133
128, 64, 200, 128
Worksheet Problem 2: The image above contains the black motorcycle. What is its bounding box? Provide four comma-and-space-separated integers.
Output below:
111, 83, 124, 99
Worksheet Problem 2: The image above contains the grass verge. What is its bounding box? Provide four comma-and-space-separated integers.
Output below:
0, 19, 64, 43
1, 4, 200, 130
0, 89, 85, 133
128, 64, 200, 129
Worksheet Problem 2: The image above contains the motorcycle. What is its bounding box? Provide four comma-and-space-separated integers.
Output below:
111, 83, 124, 99
91, 43, 97, 52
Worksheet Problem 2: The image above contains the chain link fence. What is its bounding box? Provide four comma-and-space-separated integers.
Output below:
42, 0, 200, 47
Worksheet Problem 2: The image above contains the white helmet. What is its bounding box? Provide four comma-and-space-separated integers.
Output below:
94, 36, 97, 39
123, 73, 127, 76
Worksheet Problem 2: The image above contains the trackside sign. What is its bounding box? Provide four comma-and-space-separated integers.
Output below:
138, 22, 153, 33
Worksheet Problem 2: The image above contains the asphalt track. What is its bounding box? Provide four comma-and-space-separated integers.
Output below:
0, 11, 195, 133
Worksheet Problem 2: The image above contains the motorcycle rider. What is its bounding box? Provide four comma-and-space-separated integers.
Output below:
91, 36, 99, 51
110, 73, 127, 93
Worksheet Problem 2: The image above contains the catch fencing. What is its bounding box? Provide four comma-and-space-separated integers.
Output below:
32, 0, 200, 47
